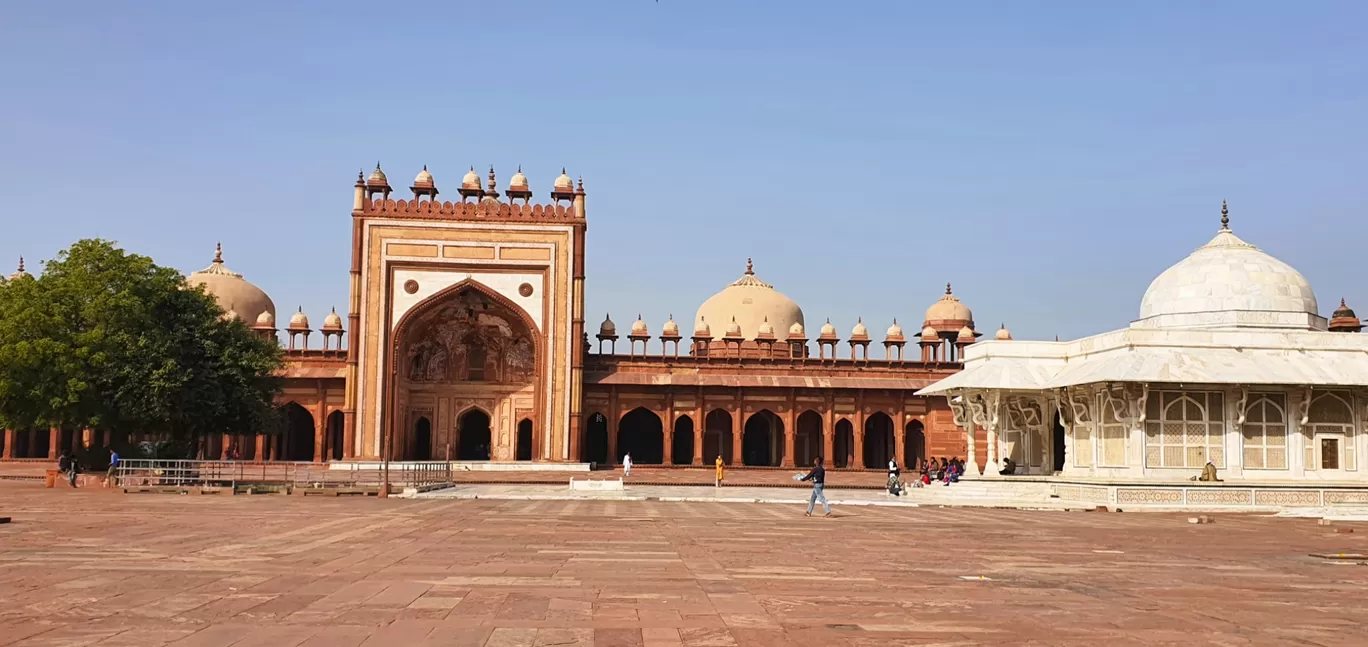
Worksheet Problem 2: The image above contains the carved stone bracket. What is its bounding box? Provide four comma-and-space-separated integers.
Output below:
967, 392, 989, 428
1068, 387, 1092, 426
1053, 389, 1073, 429
1297, 387, 1314, 425
948, 394, 969, 428
1233, 386, 1250, 426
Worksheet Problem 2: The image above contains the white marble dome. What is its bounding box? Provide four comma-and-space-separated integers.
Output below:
1136, 211, 1323, 331
694, 259, 804, 342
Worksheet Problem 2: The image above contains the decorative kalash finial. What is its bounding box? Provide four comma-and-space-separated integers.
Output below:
213, 242, 223, 264
946, 282, 953, 295
1220, 199, 1230, 231
745, 257, 754, 275
16, 257, 24, 273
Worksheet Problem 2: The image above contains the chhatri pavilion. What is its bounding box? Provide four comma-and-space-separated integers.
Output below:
920, 202, 1368, 483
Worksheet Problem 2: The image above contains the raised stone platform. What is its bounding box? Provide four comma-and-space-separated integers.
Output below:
1042, 477, 1368, 512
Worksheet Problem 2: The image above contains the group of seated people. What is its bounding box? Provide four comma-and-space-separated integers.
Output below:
885, 456, 968, 494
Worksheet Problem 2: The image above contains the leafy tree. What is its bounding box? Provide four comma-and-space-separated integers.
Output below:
0, 239, 284, 443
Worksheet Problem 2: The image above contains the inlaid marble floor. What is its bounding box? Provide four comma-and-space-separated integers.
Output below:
1, 482, 1365, 646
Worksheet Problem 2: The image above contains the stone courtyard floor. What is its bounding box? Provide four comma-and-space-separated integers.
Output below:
2, 483, 1367, 646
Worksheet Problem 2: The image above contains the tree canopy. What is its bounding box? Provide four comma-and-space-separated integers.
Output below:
0, 239, 284, 440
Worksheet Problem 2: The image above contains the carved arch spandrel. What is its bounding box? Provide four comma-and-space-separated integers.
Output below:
391, 277, 543, 380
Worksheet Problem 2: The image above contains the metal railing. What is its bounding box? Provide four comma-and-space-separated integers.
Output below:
114, 459, 452, 490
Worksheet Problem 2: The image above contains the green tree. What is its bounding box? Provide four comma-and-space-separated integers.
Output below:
0, 239, 284, 443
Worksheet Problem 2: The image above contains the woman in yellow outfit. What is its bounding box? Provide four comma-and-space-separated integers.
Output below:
715, 456, 724, 488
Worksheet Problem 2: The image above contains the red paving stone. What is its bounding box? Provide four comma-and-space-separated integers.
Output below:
2, 481, 1367, 646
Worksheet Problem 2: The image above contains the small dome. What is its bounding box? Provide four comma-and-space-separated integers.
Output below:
187, 244, 276, 324
1329, 298, 1362, 333
367, 163, 388, 186
662, 315, 679, 337
554, 168, 573, 190
789, 321, 806, 337
920, 324, 939, 339
886, 319, 904, 339
631, 314, 648, 336
757, 317, 775, 337
599, 314, 617, 337
289, 307, 310, 330
995, 323, 1012, 341
462, 167, 481, 189
323, 308, 343, 330
255, 310, 276, 327
957, 325, 976, 342
1333, 298, 1357, 320
1137, 202, 1321, 331
924, 282, 974, 331
820, 319, 837, 337
509, 166, 529, 189
694, 317, 711, 337
413, 166, 434, 187
725, 317, 742, 337
851, 318, 868, 338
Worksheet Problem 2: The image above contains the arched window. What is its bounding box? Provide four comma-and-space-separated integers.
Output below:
1143, 391, 1224, 469
1306, 393, 1355, 471
1241, 395, 1287, 470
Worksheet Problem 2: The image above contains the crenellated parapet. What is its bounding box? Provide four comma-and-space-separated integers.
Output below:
361, 197, 583, 222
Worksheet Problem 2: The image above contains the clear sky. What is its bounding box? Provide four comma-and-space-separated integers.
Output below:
3, 1, 1365, 349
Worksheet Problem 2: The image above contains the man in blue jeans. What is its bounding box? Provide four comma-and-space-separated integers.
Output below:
801, 456, 832, 517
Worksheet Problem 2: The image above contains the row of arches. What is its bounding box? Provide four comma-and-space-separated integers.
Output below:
581, 408, 927, 468
405, 409, 535, 461
275, 403, 345, 462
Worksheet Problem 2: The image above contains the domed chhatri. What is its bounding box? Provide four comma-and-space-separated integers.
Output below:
255, 310, 276, 328
289, 307, 310, 330
7, 257, 28, 281
995, 323, 1012, 341
599, 313, 617, 337
366, 162, 388, 187
886, 319, 905, 341
693, 258, 804, 343
757, 317, 776, 339
509, 166, 529, 189
956, 325, 976, 342
850, 318, 869, 340
630, 314, 648, 336
725, 317, 743, 338
554, 168, 573, 191
923, 282, 974, 333
789, 321, 806, 338
819, 318, 837, 338
662, 315, 680, 337
693, 316, 711, 338
323, 307, 343, 331
1136, 201, 1322, 331
413, 166, 434, 188
461, 167, 481, 190
187, 243, 276, 323
1329, 298, 1363, 333
919, 324, 939, 339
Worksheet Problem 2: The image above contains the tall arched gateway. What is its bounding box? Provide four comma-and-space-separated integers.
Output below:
394, 284, 540, 461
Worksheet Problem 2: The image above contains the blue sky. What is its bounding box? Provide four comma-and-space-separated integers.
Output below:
3, 1, 1365, 348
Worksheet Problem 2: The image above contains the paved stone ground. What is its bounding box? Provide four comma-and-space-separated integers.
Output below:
2, 482, 1367, 646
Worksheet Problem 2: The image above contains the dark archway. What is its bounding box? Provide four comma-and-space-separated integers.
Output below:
795, 410, 823, 467
583, 412, 608, 464
457, 409, 491, 460
834, 419, 854, 468
704, 409, 733, 465
619, 407, 664, 464
743, 410, 783, 466
672, 415, 695, 465
282, 403, 316, 462
327, 410, 345, 461
1053, 412, 1067, 472
863, 413, 894, 468
904, 420, 925, 469
516, 418, 533, 461
413, 416, 432, 461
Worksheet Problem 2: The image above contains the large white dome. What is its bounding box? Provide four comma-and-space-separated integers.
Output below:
694, 260, 804, 342
1135, 216, 1322, 331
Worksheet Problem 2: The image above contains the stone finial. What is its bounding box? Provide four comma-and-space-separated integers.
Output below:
745, 258, 754, 275
946, 282, 953, 295
1220, 200, 1230, 230
16, 257, 24, 273
213, 242, 223, 264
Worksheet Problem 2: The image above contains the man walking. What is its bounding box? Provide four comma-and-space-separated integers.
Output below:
622, 452, 633, 477
105, 450, 120, 487
801, 456, 832, 517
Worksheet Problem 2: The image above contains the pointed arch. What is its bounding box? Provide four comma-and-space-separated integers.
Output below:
672, 414, 695, 465
618, 407, 664, 464
704, 409, 734, 465
743, 409, 783, 466
456, 408, 491, 460
281, 402, 315, 462
582, 411, 609, 464
863, 412, 894, 468
904, 419, 925, 468
795, 410, 823, 467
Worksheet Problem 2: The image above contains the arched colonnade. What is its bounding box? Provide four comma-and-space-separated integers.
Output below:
581, 406, 928, 469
